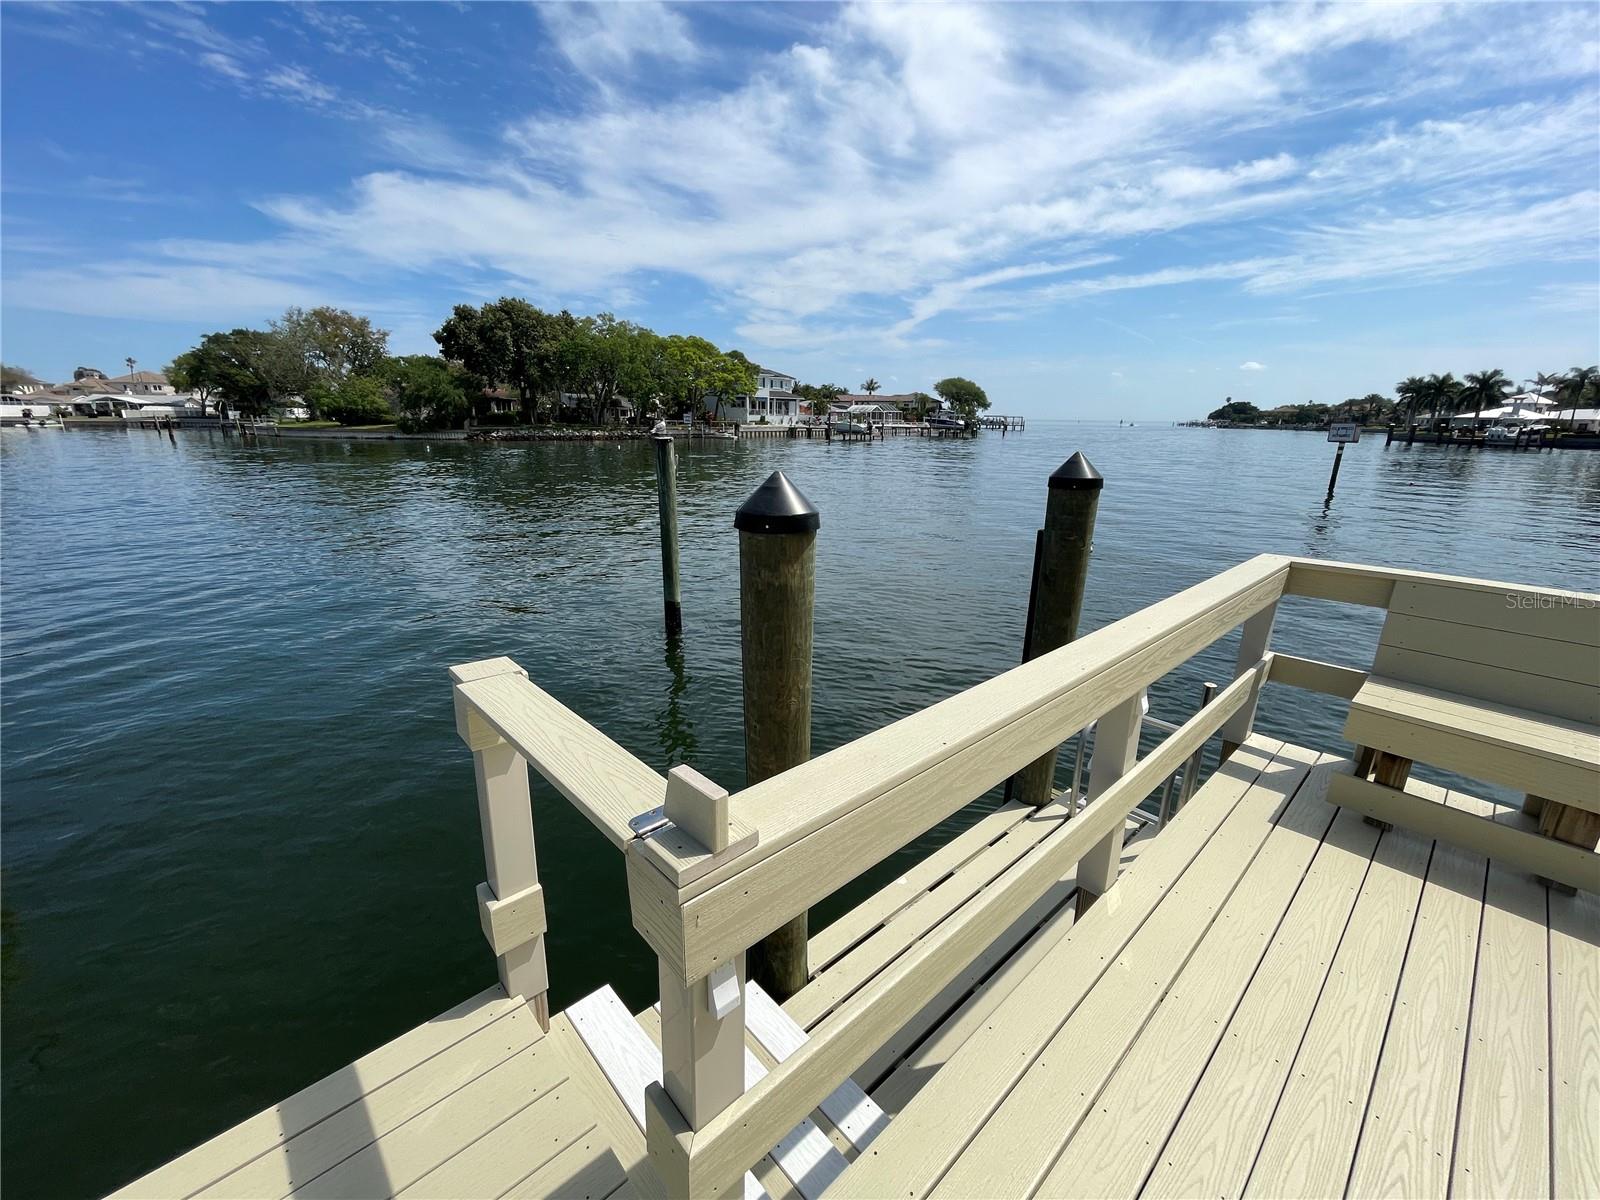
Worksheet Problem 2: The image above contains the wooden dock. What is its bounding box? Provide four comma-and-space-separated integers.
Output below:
114, 556, 1599, 1200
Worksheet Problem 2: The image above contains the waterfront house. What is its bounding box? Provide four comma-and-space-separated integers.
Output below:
834, 392, 924, 418
709, 366, 804, 426
1556, 406, 1600, 432
1445, 396, 1559, 428
104, 370, 175, 396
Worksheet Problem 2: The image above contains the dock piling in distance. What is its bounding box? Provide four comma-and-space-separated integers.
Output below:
1009, 452, 1103, 807
735, 471, 820, 1001
652, 435, 684, 636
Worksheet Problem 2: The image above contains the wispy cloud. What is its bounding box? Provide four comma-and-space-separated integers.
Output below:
1239, 361, 1267, 371
539, 1, 699, 80
5, 0, 1597, 362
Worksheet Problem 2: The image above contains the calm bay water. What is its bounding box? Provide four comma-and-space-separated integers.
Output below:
4, 421, 1598, 1198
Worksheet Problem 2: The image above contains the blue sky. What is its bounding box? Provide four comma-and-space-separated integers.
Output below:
2, 1, 1597, 417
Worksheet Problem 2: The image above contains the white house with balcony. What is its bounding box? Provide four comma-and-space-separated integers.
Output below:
706, 366, 805, 426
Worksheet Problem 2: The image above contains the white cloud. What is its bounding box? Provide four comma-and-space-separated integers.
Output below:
539, 2, 699, 78
1239, 361, 1267, 371
263, 66, 337, 105
7, 0, 1598, 357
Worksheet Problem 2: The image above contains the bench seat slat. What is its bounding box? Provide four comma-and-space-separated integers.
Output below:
1346, 677, 1600, 814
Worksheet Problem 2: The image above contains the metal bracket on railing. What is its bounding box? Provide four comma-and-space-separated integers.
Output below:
629, 806, 671, 837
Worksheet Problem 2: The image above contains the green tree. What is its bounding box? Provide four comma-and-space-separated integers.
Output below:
1207, 400, 1260, 423
1559, 366, 1597, 430
934, 376, 990, 420
1528, 370, 1565, 401
1462, 368, 1512, 426
860, 377, 880, 395
1, 363, 43, 391
314, 374, 391, 425
384, 355, 470, 431
434, 299, 569, 424
560, 314, 661, 425
274, 307, 390, 411
167, 346, 234, 413
1421, 372, 1463, 425
908, 391, 936, 421
1395, 376, 1429, 428
173, 329, 281, 417
664, 335, 755, 422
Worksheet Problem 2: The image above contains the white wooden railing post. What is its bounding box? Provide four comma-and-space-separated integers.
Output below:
1218, 601, 1277, 761
1076, 689, 1145, 914
450, 658, 550, 1031
644, 766, 747, 1199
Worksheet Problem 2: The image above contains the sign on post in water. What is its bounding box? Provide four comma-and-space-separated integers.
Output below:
1328, 422, 1360, 443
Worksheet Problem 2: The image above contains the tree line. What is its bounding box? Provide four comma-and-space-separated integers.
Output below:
161, 299, 993, 431
165, 302, 760, 432
1208, 366, 1599, 429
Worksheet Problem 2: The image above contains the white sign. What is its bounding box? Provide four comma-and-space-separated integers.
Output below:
1328, 423, 1360, 443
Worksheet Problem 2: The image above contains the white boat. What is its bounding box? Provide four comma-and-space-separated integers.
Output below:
0, 403, 62, 428
1483, 425, 1520, 445
926, 414, 966, 431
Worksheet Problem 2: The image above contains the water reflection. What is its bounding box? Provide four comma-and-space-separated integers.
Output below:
654, 634, 699, 767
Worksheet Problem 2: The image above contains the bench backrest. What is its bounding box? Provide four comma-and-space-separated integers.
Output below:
1374, 580, 1600, 724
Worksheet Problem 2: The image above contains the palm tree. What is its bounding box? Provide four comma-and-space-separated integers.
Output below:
1421, 372, 1462, 428
860, 377, 880, 396
1528, 370, 1564, 401
1395, 376, 1428, 428
1462, 368, 1512, 429
1559, 366, 1597, 431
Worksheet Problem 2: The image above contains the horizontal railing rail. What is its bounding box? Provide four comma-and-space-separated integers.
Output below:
654, 657, 1270, 1197
453, 660, 666, 851
628, 553, 1291, 982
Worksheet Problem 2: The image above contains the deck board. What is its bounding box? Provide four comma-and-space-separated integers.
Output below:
113, 733, 1591, 1200
806, 801, 1036, 976
1139, 804, 1381, 1200
1240, 812, 1434, 1198
1344, 786, 1487, 1200
1034, 757, 1338, 1198
788, 801, 1071, 1030
933, 742, 1325, 1199
1451, 857, 1551, 1198
1549, 887, 1600, 1200
828, 735, 1290, 1200
113, 986, 529, 1199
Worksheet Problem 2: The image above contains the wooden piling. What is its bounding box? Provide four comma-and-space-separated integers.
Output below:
1009, 452, 1103, 807
735, 471, 820, 1001
652, 435, 684, 636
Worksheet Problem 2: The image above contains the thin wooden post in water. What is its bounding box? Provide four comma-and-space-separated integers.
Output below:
450, 658, 550, 1030
652, 434, 684, 636
736, 470, 819, 1001
1010, 452, 1103, 807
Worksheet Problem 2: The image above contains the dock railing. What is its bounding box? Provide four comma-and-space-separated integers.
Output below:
449, 553, 1594, 1197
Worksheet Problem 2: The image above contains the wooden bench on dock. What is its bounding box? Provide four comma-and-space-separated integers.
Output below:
111, 556, 1599, 1200
1329, 576, 1600, 891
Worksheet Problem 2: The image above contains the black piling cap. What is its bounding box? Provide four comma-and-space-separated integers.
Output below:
1048, 451, 1104, 491
734, 470, 821, 534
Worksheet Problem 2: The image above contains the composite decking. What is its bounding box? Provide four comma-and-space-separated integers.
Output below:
114, 733, 1598, 1199
833, 735, 1599, 1200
